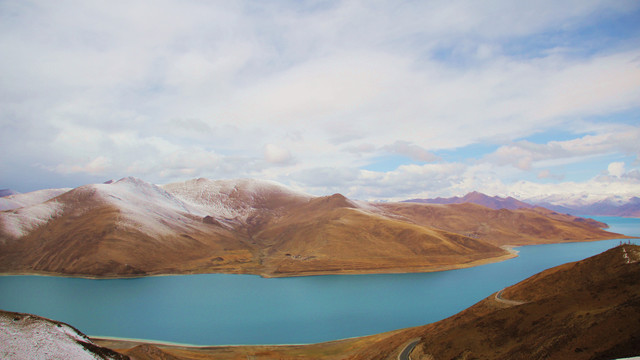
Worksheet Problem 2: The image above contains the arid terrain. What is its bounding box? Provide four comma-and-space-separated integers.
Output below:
349, 244, 640, 360
0, 177, 627, 278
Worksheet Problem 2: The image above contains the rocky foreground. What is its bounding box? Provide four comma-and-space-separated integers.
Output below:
0, 310, 127, 360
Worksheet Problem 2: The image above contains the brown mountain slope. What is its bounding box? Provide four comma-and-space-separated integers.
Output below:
254, 194, 508, 276
0, 177, 628, 277
0, 179, 510, 277
349, 244, 640, 360
0, 178, 258, 277
377, 202, 621, 246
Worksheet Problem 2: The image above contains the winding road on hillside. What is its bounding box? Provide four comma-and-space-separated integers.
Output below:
398, 338, 420, 360
495, 289, 527, 306
395, 289, 527, 359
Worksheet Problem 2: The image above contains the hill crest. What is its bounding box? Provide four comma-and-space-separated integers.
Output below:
351, 244, 640, 360
0, 177, 628, 278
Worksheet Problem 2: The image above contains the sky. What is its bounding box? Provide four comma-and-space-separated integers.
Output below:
1, 0, 639, 202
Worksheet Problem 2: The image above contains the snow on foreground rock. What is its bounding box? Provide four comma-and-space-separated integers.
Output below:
0, 310, 128, 360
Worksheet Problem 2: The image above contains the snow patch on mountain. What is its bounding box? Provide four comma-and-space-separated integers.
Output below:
87, 177, 203, 235
163, 178, 312, 222
0, 177, 315, 239
0, 199, 65, 239
0, 188, 71, 211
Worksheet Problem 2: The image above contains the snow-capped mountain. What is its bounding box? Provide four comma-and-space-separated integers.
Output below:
0, 177, 628, 278
162, 177, 312, 224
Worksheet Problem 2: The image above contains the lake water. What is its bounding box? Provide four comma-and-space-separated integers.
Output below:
0, 216, 638, 345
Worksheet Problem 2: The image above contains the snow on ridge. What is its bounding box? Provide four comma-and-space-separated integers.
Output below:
162, 178, 312, 221
0, 188, 71, 211
0, 177, 315, 238
110, 177, 194, 213
88, 177, 204, 235
0, 199, 65, 239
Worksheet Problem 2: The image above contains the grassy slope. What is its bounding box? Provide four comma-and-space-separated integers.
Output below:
349, 244, 640, 360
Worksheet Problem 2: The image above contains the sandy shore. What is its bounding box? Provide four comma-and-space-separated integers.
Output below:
90, 330, 406, 360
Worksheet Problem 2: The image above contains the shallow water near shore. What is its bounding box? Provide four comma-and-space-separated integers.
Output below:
0, 216, 638, 345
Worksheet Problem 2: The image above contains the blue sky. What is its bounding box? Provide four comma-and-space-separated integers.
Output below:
0, 0, 639, 202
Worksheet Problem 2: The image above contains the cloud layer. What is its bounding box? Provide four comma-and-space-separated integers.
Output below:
1, 0, 639, 201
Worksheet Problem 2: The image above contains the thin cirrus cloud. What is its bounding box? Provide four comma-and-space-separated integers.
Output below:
0, 0, 639, 201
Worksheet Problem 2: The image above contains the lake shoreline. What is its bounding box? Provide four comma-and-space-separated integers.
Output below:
2, 232, 638, 348
2, 235, 633, 280
0, 250, 519, 280
90, 329, 408, 359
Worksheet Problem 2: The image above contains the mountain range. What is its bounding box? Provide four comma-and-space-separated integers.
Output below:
404, 191, 535, 210
405, 191, 640, 217
534, 196, 640, 218
0, 177, 628, 278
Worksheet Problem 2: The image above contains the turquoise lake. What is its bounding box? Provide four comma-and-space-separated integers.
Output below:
0, 216, 638, 345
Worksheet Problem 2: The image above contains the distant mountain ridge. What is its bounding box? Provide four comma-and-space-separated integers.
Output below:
0, 189, 20, 197
533, 196, 640, 218
0, 177, 628, 278
404, 191, 535, 210
405, 191, 640, 217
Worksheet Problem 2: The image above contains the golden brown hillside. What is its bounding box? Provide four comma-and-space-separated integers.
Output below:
0, 178, 628, 278
377, 202, 619, 246
349, 244, 640, 360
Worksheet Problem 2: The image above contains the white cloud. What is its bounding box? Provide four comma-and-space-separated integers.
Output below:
383, 141, 439, 162
608, 162, 625, 178
264, 144, 293, 165
1, 0, 640, 199
487, 127, 640, 170
55, 156, 112, 175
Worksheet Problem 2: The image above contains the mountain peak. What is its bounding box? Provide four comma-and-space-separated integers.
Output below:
114, 176, 149, 186
404, 191, 534, 210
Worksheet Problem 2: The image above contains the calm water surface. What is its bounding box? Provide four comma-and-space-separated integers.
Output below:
0, 216, 637, 345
